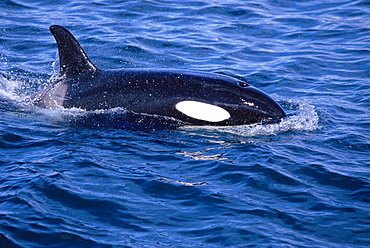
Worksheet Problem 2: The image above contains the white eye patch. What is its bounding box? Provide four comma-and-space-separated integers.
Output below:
175, 101, 230, 122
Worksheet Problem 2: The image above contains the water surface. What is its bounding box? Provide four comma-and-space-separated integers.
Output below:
1, 0, 369, 247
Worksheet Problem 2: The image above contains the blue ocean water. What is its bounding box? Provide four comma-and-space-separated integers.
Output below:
1, 0, 369, 247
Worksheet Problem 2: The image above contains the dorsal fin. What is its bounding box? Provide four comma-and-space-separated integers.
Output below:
49, 25, 99, 77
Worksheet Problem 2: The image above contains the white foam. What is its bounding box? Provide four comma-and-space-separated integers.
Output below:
0, 72, 23, 101
219, 100, 320, 137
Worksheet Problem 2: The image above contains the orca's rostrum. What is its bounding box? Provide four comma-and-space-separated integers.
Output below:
31, 25, 286, 126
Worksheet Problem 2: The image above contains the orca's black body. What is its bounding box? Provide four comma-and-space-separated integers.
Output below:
31, 25, 286, 126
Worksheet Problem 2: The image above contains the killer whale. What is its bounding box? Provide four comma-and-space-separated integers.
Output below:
30, 25, 286, 126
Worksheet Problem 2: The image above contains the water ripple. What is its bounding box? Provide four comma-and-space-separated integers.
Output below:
1, 0, 370, 247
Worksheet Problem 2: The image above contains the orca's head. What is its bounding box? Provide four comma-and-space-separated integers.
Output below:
174, 82, 286, 125
236, 83, 286, 124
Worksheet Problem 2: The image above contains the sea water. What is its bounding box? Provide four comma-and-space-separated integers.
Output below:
0, 0, 369, 247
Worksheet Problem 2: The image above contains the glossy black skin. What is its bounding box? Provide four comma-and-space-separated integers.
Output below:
31, 25, 286, 126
